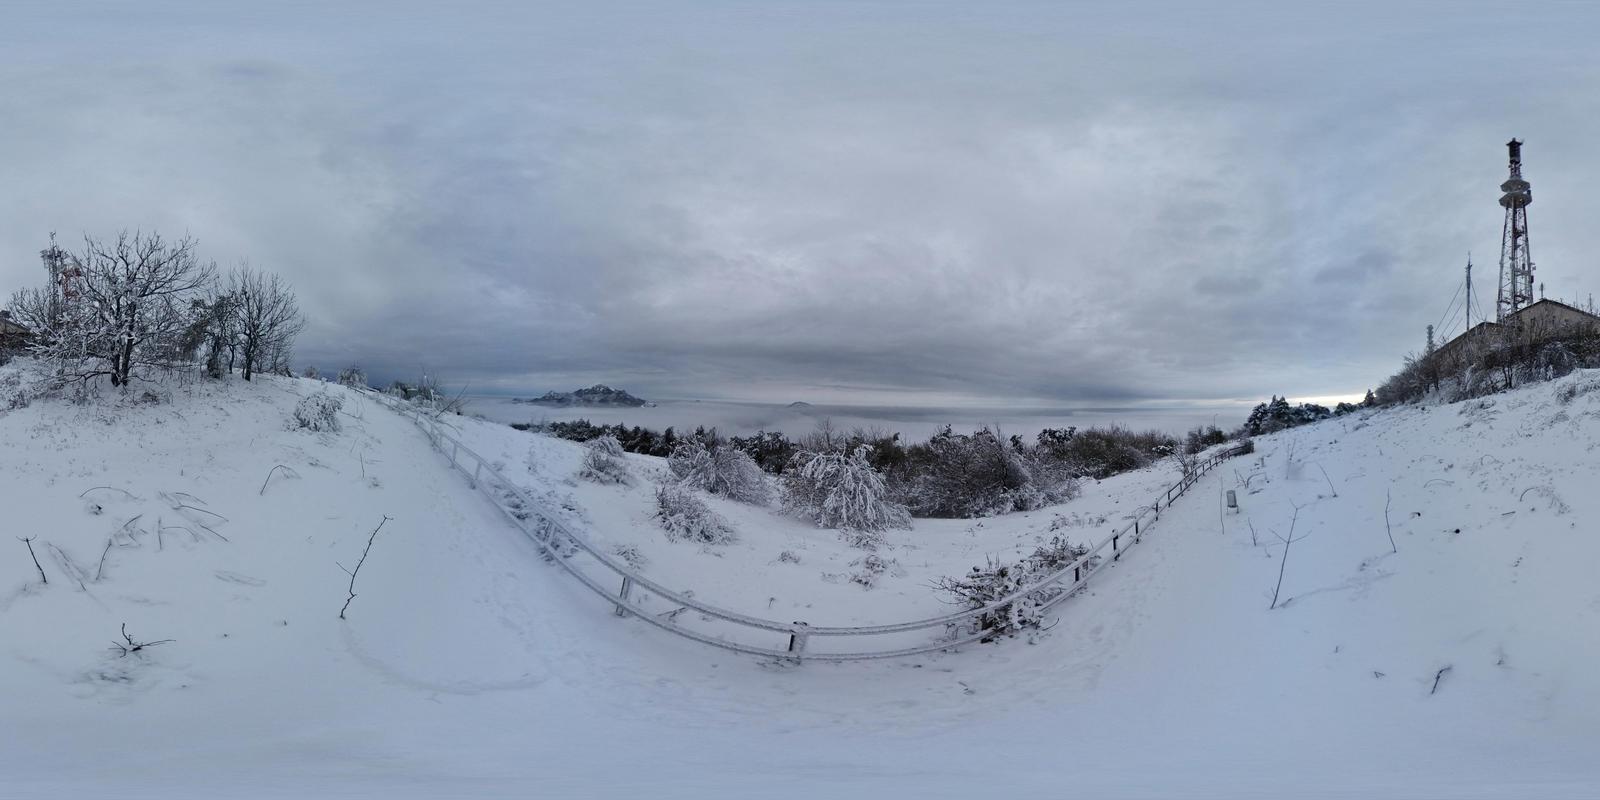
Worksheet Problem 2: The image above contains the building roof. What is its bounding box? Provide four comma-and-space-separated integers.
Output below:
0, 311, 28, 336
1513, 297, 1600, 321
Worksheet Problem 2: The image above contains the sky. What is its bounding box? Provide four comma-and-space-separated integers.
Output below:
4, 1, 1600, 408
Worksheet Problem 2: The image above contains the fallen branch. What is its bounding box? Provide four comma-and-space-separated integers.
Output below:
175, 504, 228, 522
1430, 665, 1452, 695
338, 515, 392, 620
95, 537, 114, 582
45, 543, 86, 591
259, 464, 301, 496
1384, 489, 1397, 554
162, 525, 201, 544
117, 514, 145, 544
79, 486, 140, 500
1316, 464, 1338, 498
109, 623, 174, 658
18, 536, 46, 584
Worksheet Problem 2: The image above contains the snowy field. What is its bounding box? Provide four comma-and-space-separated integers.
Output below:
467, 395, 1247, 440
3, 363, 1600, 797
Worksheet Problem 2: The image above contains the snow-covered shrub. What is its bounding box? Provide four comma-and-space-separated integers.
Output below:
1049, 511, 1106, 531
388, 375, 467, 415
292, 391, 343, 432
901, 428, 1080, 518
610, 543, 648, 569
578, 435, 631, 485
778, 550, 802, 564
302, 365, 320, 380
1556, 374, 1600, 404
848, 553, 895, 589
654, 485, 736, 545
782, 445, 909, 544
337, 366, 368, 389
667, 441, 771, 505
934, 536, 1096, 640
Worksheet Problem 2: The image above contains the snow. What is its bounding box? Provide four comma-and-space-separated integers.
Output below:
3, 364, 1599, 797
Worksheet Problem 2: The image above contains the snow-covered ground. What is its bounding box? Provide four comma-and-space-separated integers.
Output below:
3, 363, 1599, 798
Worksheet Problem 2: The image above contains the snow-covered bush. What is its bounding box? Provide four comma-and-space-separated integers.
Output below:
654, 485, 736, 545
782, 445, 909, 545
901, 428, 1079, 518
292, 391, 343, 432
934, 536, 1096, 640
610, 543, 648, 569
848, 553, 894, 589
337, 366, 368, 389
1556, 373, 1600, 404
388, 375, 467, 415
667, 441, 771, 505
577, 435, 631, 485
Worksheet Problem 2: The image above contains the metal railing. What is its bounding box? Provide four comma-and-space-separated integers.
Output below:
373, 391, 1250, 661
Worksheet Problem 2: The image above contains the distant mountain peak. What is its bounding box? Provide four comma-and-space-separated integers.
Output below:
521, 385, 648, 407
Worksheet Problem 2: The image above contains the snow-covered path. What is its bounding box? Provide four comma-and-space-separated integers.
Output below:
3, 371, 1599, 797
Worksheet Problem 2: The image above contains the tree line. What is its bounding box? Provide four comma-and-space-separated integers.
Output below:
5, 231, 303, 387
528, 416, 1208, 519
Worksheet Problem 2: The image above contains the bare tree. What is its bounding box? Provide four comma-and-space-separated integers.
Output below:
229, 265, 304, 381
8, 231, 216, 387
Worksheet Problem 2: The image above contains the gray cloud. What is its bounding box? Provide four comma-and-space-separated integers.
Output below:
5, 1, 1600, 406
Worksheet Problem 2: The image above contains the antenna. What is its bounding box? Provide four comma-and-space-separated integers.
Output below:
1465, 254, 1473, 330
1497, 139, 1535, 321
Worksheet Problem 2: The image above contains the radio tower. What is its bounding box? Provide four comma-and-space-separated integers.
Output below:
1496, 138, 1535, 322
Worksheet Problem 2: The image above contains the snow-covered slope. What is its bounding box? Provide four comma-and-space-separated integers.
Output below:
3, 367, 1599, 798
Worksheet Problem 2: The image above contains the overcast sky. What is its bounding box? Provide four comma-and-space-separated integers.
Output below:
4, 1, 1600, 407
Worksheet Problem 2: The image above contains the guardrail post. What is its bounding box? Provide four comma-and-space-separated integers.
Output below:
1112, 533, 1121, 560
450, 443, 459, 468
1074, 564, 1081, 582
1167, 485, 1174, 504
472, 461, 481, 489
1134, 518, 1140, 540
788, 622, 810, 660
614, 576, 633, 617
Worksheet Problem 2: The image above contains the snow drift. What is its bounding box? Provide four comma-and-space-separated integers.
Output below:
2, 365, 1599, 798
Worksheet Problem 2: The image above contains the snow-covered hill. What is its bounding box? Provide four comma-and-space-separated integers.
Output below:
3, 365, 1599, 798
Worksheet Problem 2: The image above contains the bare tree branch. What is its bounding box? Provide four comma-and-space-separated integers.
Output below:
339, 516, 392, 620
259, 464, 301, 496
109, 622, 174, 658
1384, 488, 1398, 554
1269, 502, 1309, 610
18, 536, 45, 584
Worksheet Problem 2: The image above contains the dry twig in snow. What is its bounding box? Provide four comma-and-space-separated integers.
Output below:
339, 515, 392, 620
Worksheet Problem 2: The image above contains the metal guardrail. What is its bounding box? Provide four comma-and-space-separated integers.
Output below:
371, 391, 1249, 661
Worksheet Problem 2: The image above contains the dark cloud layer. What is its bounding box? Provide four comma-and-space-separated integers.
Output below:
5, 1, 1600, 405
